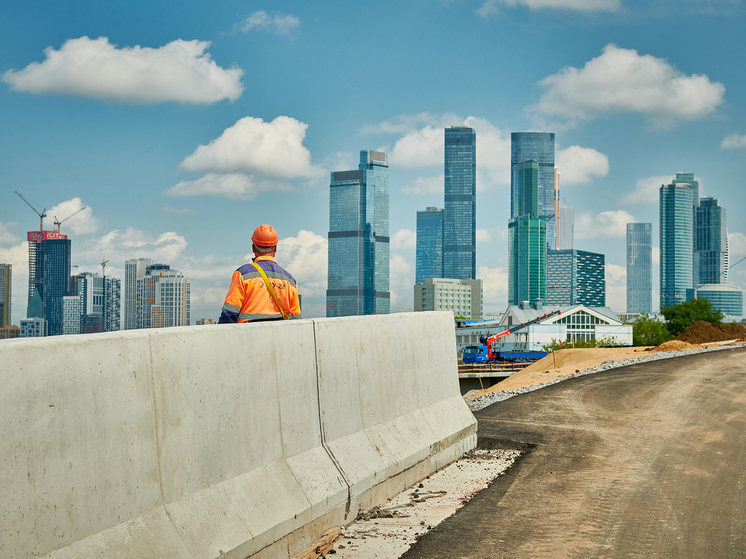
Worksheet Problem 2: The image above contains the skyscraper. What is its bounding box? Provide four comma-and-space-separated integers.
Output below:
27, 231, 71, 336
546, 249, 606, 307
695, 198, 728, 285
626, 223, 653, 314
415, 207, 443, 284
660, 182, 694, 308
137, 264, 190, 328
511, 132, 556, 248
558, 203, 574, 250
327, 150, 390, 317
674, 172, 700, 280
0, 263, 10, 328
76, 272, 122, 333
443, 126, 476, 280
508, 159, 546, 305
124, 258, 153, 329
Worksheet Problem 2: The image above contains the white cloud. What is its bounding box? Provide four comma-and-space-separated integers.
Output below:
476, 229, 492, 243
478, 266, 508, 311
576, 210, 636, 239
391, 229, 416, 250
389, 253, 413, 312
652, 246, 660, 266
239, 11, 300, 36
0, 222, 20, 245
402, 175, 443, 196
2, 37, 243, 104
728, 232, 746, 258
389, 126, 444, 168
478, 0, 620, 17
273, 230, 328, 300
721, 133, 746, 149
361, 112, 462, 135
619, 174, 674, 205
321, 151, 356, 174
530, 44, 725, 128
464, 116, 511, 188
556, 145, 609, 184
605, 263, 627, 311
78, 228, 188, 265
179, 116, 322, 179
164, 172, 293, 200
47, 197, 101, 235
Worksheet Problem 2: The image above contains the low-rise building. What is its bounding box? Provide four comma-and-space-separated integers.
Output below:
414, 278, 482, 320
686, 284, 743, 318
0, 325, 20, 339
20, 317, 48, 337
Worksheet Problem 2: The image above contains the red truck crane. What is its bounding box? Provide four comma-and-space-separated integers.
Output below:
479, 309, 562, 361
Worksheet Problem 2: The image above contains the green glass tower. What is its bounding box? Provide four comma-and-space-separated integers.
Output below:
660, 182, 693, 308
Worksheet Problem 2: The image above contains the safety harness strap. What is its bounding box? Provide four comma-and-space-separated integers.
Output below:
251, 262, 289, 320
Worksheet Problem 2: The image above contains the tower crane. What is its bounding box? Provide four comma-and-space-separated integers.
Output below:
54, 207, 86, 233
15, 191, 47, 232
101, 260, 109, 277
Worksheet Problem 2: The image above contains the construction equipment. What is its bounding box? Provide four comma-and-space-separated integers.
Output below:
15, 191, 47, 231
101, 260, 109, 277
54, 206, 86, 232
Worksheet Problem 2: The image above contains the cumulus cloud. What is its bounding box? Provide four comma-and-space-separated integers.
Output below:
530, 44, 725, 128
576, 210, 636, 239
605, 263, 627, 311
556, 145, 609, 184
164, 172, 293, 200
361, 112, 462, 135
179, 116, 322, 179
619, 174, 674, 205
728, 232, 746, 258
478, 266, 509, 311
2, 37, 244, 104
389, 253, 413, 312
239, 11, 300, 36
391, 229, 416, 250
79, 228, 188, 264
721, 133, 746, 149
48, 197, 101, 235
389, 126, 444, 168
476, 229, 492, 243
402, 175, 443, 196
478, 0, 620, 17
0, 222, 20, 245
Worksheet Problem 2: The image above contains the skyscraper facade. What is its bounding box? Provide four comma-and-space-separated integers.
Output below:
546, 249, 606, 307
0, 263, 10, 328
443, 126, 476, 280
327, 150, 390, 317
137, 264, 190, 328
695, 198, 728, 285
626, 223, 653, 314
674, 172, 700, 280
660, 182, 694, 308
558, 203, 574, 250
415, 207, 443, 284
26, 231, 71, 336
124, 258, 153, 329
511, 132, 556, 248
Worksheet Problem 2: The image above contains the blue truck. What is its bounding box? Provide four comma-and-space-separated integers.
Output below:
462, 345, 547, 364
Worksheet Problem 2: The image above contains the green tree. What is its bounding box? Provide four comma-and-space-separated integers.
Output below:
661, 298, 723, 337
631, 315, 672, 346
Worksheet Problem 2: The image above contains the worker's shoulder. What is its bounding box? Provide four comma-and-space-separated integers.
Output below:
236, 260, 297, 285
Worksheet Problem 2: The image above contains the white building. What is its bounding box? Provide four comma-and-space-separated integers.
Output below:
137, 264, 190, 328
124, 258, 153, 330
62, 295, 81, 335
20, 317, 48, 337
414, 278, 482, 320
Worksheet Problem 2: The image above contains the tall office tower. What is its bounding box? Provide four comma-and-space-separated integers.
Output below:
554, 168, 560, 246
546, 249, 606, 307
508, 159, 546, 305
558, 203, 574, 250
511, 132, 555, 248
27, 231, 71, 336
415, 207, 443, 284
104, 276, 121, 332
327, 150, 390, 317
443, 126, 476, 280
137, 264, 190, 328
0, 263, 10, 327
660, 182, 694, 308
695, 198, 728, 285
626, 223, 653, 314
77, 272, 122, 333
673, 172, 699, 280
124, 258, 153, 329
62, 295, 81, 335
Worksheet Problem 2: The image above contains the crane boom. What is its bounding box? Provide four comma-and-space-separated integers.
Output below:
480, 309, 561, 361
15, 191, 47, 231
54, 206, 86, 232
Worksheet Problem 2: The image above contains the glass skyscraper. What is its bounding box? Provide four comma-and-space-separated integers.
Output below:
0, 263, 10, 328
327, 150, 390, 316
443, 126, 476, 280
660, 182, 694, 309
695, 197, 728, 285
626, 223, 652, 314
415, 207, 443, 284
673, 172, 699, 280
26, 231, 71, 336
546, 249, 606, 307
558, 203, 574, 250
511, 132, 556, 248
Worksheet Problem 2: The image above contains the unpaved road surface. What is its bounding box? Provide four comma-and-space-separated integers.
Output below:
404, 347, 746, 558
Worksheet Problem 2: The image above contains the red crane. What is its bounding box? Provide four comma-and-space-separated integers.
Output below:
480, 309, 562, 361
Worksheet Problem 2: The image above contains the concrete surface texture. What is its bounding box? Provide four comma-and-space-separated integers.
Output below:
402, 348, 746, 558
0, 312, 476, 559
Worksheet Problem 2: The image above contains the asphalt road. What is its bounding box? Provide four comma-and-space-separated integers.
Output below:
404, 348, 746, 558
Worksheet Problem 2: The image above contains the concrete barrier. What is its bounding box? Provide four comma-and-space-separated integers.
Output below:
0, 312, 476, 558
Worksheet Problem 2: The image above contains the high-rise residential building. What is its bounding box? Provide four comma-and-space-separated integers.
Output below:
511, 132, 556, 248
558, 203, 574, 250
124, 258, 153, 329
137, 264, 190, 328
443, 126, 476, 280
415, 207, 443, 284
327, 150, 390, 317
546, 249, 606, 307
26, 231, 71, 336
76, 272, 122, 333
0, 263, 10, 328
695, 198, 728, 285
626, 223, 653, 314
413, 278, 483, 319
62, 295, 81, 335
20, 317, 48, 337
508, 159, 546, 305
104, 276, 121, 332
660, 182, 694, 309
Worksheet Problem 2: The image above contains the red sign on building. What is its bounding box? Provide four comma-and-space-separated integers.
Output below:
27, 231, 68, 242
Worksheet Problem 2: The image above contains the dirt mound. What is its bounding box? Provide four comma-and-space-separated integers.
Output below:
675, 321, 746, 344
651, 340, 701, 353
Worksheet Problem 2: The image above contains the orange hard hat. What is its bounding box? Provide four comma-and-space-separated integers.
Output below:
251, 224, 279, 247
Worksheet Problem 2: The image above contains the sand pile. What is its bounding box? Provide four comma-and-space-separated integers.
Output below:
675, 321, 746, 344
649, 340, 701, 353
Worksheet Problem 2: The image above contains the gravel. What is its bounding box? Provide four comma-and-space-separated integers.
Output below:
466, 343, 744, 412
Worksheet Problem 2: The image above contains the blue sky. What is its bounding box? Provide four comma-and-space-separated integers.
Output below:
2, 0, 745, 325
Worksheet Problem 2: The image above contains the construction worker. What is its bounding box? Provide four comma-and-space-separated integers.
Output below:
218, 224, 302, 323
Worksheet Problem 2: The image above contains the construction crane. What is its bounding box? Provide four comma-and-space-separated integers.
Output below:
54, 207, 86, 232
101, 259, 109, 277
15, 191, 47, 232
